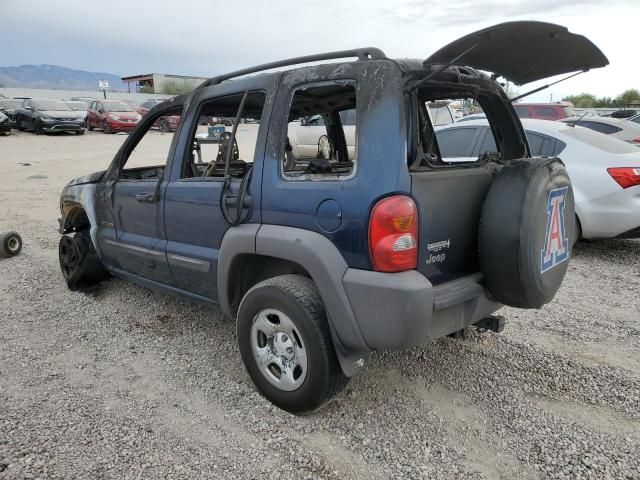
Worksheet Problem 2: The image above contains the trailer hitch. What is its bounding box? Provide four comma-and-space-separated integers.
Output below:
473, 315, 506, 333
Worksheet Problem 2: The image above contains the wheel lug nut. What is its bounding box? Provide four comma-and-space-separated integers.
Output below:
286, 347, 294, 354
281, 334, 288, 342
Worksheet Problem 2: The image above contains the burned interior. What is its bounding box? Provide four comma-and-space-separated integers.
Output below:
406, 66, 528, 170
183, 92, 266, 179
283, 83, 356, 178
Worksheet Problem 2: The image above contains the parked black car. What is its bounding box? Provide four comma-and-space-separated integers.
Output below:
0, 111, 11, 135
15, 99, 86, 134
0, 99, 23, 127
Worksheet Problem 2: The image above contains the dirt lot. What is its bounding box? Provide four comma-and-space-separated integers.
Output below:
1, 129, 639, 479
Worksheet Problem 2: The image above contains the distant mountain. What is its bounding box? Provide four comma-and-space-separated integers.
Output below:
0, 64, 127, 91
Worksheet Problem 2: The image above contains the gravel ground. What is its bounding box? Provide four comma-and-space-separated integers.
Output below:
1, 130, 639, 479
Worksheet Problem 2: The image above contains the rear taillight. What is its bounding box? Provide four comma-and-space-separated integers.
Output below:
632, 137, 640, 143
607, 167, 640, 189
369, 195, 418, 272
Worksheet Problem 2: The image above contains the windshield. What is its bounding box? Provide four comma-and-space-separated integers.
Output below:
560, 126, 639, 154
103, 101, 135, 112
34, 100, 72, 111
0, 99, 22, 109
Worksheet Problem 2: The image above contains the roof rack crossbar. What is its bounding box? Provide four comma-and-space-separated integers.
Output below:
198, 47, 386, 89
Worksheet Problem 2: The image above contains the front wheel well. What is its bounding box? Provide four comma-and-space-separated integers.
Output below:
227, 254, 311, 317
61, 206, 90, 234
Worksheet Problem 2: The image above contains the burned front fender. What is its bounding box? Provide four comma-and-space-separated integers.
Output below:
64, 170, 105, 188
59, 182, 101, 255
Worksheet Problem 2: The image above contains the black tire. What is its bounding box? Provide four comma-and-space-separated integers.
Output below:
58, 231, 107, 291
573, 215, 582, 246
76, 129, 85, 135
0, 231, 22, 258
479, 157, 575, 309
237, 274, 348, 414
33, 119, 43, 135
87, 119, 94, 131
102, 121, 112, 134
16, 117, 25, 131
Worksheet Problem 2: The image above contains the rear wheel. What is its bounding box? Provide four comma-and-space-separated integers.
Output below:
76, 129, 85, 135
59, 231, 107, 291
87, 119, 94, 131
237, 275, 348, 414
102, 121, 112, 134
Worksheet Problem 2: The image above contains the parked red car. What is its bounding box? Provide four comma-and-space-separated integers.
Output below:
137, 99, 181, 132
86, 100, 141, 133
512, 102, 576, 121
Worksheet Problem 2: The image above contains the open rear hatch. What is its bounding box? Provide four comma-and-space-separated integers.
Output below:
424, 21, 609, 85
410, 22, 608, 287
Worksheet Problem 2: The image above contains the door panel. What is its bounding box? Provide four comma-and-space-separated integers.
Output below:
99, 180, 173, 285
163, 181, 226, 299
162, 82, 275, 299
94, 101, 185, 286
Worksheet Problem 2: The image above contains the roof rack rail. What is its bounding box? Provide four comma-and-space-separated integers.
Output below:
198, 47, 386, 89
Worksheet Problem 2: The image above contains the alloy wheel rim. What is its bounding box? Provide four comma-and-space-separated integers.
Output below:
250, 308, 307, 392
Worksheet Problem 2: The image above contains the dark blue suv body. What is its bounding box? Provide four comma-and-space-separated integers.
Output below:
57, 22, 607, 413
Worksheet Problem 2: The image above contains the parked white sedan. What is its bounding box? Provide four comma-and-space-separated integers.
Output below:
435, 119, 640, 240
560, 116, 640, 145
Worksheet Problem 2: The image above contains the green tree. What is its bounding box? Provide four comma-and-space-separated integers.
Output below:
615, 89, 640, 107
562, 93, 597, 108
593, 96, 615, 108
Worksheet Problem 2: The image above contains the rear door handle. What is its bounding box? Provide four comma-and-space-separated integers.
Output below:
135, 192, 156, 203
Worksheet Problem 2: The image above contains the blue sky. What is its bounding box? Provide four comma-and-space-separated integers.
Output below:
2, 0, 638, 101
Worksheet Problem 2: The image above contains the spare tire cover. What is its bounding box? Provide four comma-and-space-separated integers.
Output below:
479, 158, 574, 309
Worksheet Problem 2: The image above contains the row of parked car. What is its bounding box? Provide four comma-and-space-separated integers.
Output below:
0, 96, 178, 136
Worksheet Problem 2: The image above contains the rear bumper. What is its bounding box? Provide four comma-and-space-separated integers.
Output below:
578, 186, 640, 239
343, 269, 502, 350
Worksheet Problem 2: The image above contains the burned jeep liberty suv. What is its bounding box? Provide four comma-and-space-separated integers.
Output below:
58, 22, 608, 413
